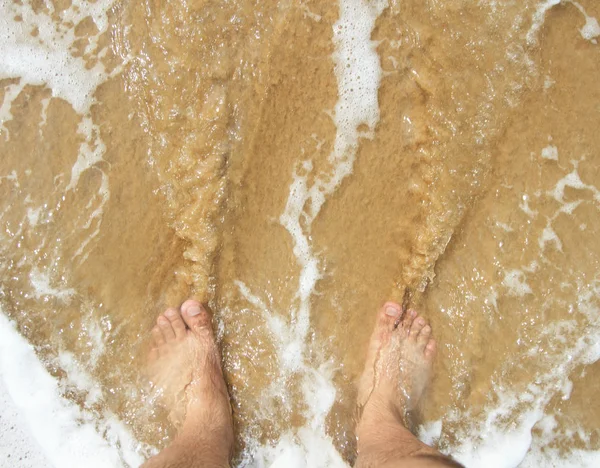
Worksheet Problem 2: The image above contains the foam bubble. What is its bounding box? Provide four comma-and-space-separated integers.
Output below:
419, 419, 443, 446
240, 429, 348, 468
0, 0, 116, 115
29, 267, 76, 301
541, 145, 558, 161
572, 1, 600, 44
0, 82, 25, 138
278, 0, 388, 350
528, 1, 600, 46
527, 0, 561, 45
56, 351, 103, 405
243, 429, 349, 468
272, 1, 388, 463
550, 167, 600, 205
521, 411, 600, 467
539, 226, 563, 251
519, 194, 538, 218
0, 310, 144, 468
448, 280, 600, 467
0, 0, 119, 263
0, 376, 52, 467
502, 269, 533, 296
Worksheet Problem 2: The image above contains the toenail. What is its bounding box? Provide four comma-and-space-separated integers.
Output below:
385, 306, 400, 317
165, 308, 177, 318
409, 309, 417, 317
416, 317, 425, 325
158, 316, 168, 325
186, 305, 202, 316
423, 325, 431, 332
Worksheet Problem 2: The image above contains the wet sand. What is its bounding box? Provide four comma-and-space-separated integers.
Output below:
1, 0, 600, 466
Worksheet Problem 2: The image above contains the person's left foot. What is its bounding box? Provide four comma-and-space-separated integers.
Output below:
148, 300, 233, 460
357, 302, 436, 436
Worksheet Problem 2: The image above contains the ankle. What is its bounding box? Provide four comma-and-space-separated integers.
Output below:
177, 407, 234, 461
360, 390, 404, 425
173, 431, 232, 467
356, 414, 435, 467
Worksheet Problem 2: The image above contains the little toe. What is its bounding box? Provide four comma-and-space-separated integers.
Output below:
180, 300, 213, 335
157, 315, 176, 342
409, 316, 426, 339
151, 325, 165, 347
164, 307, 187, 339
424, 339, 437, 359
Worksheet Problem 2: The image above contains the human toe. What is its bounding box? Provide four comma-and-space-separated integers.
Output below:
164, 307, 187, 339
424, 339, 436, 359
152, 325, 165, 347
378, 301, 403, 332
409, 315, 426, 339
399, 308, 417, 333
417, 324, 432, 348
157, 315, 176, 341
180, 300, 212, 334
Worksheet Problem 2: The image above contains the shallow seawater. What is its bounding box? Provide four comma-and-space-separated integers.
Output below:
1, 0, 600, 466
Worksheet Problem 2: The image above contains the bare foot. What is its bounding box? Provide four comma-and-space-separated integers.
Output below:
357, 302, 436, 441
147, 300, 233, 465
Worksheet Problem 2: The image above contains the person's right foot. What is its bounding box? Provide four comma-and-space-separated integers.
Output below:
147, 300, 233, 464
357, 301, 436, 439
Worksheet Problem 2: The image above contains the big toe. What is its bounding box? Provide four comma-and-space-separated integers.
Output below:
377, 301, 403, 333
181, 300, 213, 335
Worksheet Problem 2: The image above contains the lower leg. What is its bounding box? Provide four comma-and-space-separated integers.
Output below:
354, 302, 463, 468
143, 416, 231, 468
356, 397, 439, 467
142, 300, 233, 468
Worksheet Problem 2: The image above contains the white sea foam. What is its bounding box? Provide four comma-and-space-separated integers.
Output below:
241, 430, 347, 468
0, 310, 144, 468
528, 0, 600, 45
572, 1, 600, 44
521, 412, 600, 467
278, 0, 387, 356
550, 166, 600, 204
29, 267, 76, 301
3, 1, 600, 467
0, 0, 115, 115
539, 225, 563, 251
448, 279, 600, 468
0, 376, 51, 468
527, 0, 561, 45
419, 419, 443, 446
502, 269, 533, 296
519, 194, 538, 218
56, 351, 102, 405
253, 0, 389, 465
541, 144, 558, 161
0, 0, 117, 264
442, 165, 600, 467
0, 82, 25, 138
